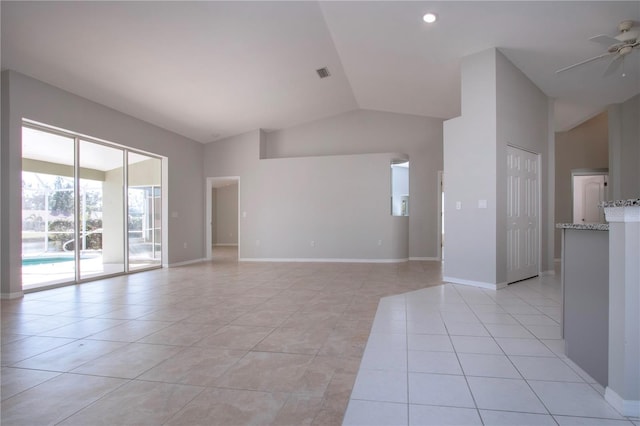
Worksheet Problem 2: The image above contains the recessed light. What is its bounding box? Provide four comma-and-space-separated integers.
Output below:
423, 13, 437, 24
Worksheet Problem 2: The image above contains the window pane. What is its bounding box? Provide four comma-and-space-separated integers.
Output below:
391, 160, 409, 216
128, 152, 162, 270
22, 127, 76, 289
79, 140, 125, 280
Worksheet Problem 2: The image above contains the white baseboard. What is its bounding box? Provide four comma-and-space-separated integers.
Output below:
168, 258, 207, 267
605, 387, 640, 417
554, 258, 561, 262
239, 257, 409, 264
1, 291, 24, 300
214, 244, 238, 247
540, 270, 556, 276
409, 257, 440, 261
443, 276, 508, 290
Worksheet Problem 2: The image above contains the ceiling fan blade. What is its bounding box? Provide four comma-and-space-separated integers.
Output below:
604, 55, 624, 76
555, 52, 615, 73
589, 34, 621, 45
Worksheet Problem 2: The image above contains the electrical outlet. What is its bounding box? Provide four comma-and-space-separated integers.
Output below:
377, 240, 382, 246
310, 240, 315, 247
183, 242, 187, 249
256, 240, 261, 246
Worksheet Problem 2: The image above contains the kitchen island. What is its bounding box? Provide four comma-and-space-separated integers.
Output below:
556, 222, 609, 387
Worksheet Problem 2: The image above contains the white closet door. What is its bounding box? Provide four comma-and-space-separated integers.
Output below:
507, 146, 539, 283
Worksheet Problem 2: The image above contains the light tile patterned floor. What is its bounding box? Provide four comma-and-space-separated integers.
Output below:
3, 249, 639, 425
1, 247, 442, 425
344, 273, 640, 426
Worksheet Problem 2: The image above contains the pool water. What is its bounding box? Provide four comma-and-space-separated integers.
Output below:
22, 256, 75, 266
22, 256, 96, 266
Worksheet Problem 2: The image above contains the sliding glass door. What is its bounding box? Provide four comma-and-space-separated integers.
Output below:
21, 123, 163, 290
79, 140, 126, 280
22, 127, 76, 288
128, 152, 162, 270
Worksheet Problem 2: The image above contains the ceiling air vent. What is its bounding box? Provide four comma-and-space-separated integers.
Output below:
316, 67, 331, 79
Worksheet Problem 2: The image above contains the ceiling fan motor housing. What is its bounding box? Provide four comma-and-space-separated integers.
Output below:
618, 20, 634, 32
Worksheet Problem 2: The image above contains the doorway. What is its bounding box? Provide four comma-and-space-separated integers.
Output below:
572, 169, 608, 224
506, 146, 540, 284
206, 177, 240, 260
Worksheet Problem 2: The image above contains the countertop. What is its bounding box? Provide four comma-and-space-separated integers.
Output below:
556, 223, 609, 231
556, 199, 640, 231
599, 199, 640, 207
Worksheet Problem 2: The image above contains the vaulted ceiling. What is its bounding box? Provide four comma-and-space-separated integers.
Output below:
2, 1, 639, 143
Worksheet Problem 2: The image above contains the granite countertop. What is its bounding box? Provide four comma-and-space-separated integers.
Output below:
556, 223, 609, 231
599, 199, 640, 207
556, 198, 640, 231
556, 200, 639, 230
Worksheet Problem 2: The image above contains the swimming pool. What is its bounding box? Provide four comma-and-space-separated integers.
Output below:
22, 256, 75, 266
22, 256, 96, 266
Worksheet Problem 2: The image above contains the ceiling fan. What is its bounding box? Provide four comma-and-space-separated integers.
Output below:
556, 20, 639, 76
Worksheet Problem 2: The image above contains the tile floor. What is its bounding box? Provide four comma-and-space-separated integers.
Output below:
344, 272, 640, 426
2, 247, 442, 425
2, 249, 638, 425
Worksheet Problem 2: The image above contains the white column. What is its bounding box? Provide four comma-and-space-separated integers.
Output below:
604, 203, 640, 417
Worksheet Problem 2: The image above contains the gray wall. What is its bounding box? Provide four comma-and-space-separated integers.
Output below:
562, 228, 609, 387
214, 183, 238, 245
1, 71, 205, 297
607, 218, 640, 410
554, 112, 609, 257
609, 94, 640, 200
443, 49, 499, 285
264, 109, 443, 259
443, 48, 551, 287
203, 126, 412, 261
495, 49, 552, 279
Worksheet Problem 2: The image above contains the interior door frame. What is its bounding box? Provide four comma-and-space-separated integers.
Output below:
205, 176, 240, 260
570, 168, 608, 223
437, 170, 444, 261
507, 145, 542, 283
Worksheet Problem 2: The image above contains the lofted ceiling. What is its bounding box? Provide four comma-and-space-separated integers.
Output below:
2, 1, 639, 143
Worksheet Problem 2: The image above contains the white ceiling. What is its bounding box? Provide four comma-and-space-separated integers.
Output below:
2, 1, 639, 143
